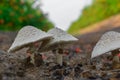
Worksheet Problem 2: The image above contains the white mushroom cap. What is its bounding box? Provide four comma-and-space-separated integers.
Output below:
91, 31, 120, 58
39, 27, 78, 51
8, 26, 53, 53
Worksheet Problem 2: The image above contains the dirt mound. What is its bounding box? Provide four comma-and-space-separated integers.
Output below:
0, 32, 17, 51
0, 30, 120, 80
79, 14, 120, 34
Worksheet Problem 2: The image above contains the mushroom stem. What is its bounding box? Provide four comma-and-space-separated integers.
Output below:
113, 56, 119, 63
31, 53, 35, 64
112, 50, 120, 63
56, 48, 64, 66
56, 53, 63, 66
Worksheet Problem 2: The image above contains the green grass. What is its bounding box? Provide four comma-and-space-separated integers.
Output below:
0, 0, 53, 31
68, 0, 120, 34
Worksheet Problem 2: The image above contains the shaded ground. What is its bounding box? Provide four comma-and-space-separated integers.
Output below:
0, 27, 120, 80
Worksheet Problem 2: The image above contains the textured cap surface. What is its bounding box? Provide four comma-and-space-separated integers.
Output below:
91, 31, 120, 58
8, 26, 52, 53
39, 27, 78, 51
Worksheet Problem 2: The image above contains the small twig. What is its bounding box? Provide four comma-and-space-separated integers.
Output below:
96, 69, 120, 73
108, 69, 120, 72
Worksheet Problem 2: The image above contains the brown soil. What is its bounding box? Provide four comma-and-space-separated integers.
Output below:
79, 14, 120, 35
0, 28, 120, 80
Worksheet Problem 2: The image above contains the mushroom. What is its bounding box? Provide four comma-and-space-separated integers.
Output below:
39, 27, 78, 66
91, 31, 120, 63
8, 26, 53, 65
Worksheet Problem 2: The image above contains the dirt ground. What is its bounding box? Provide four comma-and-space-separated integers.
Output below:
0, 28, 120, 80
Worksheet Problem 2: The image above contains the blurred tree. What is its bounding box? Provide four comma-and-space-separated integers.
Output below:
0, 0, 53, 31
68, 0, 120, 34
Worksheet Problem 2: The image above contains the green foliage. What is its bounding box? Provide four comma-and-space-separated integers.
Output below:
0, 0, 53, 31
68, 0, 120, 34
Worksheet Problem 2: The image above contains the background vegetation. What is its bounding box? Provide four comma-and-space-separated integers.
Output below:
0, 0, 53, 31
68, 0, 120, 34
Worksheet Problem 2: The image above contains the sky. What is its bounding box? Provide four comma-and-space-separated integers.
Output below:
40, 0, 93, 31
